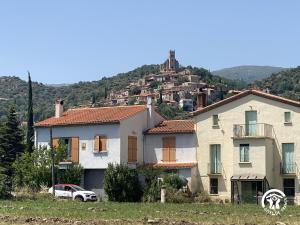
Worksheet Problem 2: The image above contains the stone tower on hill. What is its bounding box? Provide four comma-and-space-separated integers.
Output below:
160, 50, 179, 73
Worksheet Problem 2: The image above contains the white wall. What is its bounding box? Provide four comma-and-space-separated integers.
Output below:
144, 133, 197, 163
120, 110, 148, 165
35, 124, 121, 169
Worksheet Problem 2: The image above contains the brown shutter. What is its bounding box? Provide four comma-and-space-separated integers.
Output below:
128, 136, 137, 162
71, 137, 79, 163
94, 136, 100, 152
128, 137, 132, 162
162, 137, 176, 162
132, 137, 137, 162
52, 138, 59, 148
169, 137, 176, 162
99, 136, 107, 152
162, 137, 169, 162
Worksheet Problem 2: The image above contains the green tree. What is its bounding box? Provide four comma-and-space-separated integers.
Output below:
0, 107, 24, 197
26, 72, 34, 153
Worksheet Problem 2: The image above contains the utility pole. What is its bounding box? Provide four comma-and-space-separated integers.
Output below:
49, 127, 55, 196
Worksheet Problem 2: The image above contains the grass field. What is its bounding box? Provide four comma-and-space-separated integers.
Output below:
0, 198, 299, 225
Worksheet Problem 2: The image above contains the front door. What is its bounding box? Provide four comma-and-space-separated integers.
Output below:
241, 181, 263, 204
245, 111, 257, 136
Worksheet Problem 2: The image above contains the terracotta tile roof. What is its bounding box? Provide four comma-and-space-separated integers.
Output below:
35, 105, 147, 127
193, 89, 300, 116
146, 162, 197, 169
145, 120, 194, 134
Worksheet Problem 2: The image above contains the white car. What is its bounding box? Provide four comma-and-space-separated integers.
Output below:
48, 184, 97, 202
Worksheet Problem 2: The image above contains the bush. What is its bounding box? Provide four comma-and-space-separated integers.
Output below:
165, 187, 193, 203
194, 191, 212, 203
163, 173, 184, 189
57, 164, 83, 185
0, 170, 12, 199
138, 166, 162, 202
13, 147, 83, 192
104, 163, 142, 202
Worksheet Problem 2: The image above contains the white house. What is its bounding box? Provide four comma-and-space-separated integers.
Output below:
193, 89, 300, 204
144, 120, 199, 193
34, 98, 164, 196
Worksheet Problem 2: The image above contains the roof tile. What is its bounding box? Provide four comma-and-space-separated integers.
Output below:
35, 105, 147, 127
145, 120, 194, 134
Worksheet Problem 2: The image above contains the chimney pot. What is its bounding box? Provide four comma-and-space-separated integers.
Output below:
196, 92, 207, 109
55, 99, 64, 118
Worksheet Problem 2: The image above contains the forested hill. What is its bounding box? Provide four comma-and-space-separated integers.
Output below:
212, 65, 287, 83
254, 66, 300, 100
0, 64, 245, 122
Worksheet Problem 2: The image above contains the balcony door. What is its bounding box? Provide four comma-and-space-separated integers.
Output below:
210, 144, 221, 174
245, 111, 257, 136
282, 143, 294, 173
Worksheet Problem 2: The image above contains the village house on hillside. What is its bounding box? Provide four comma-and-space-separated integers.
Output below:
106, 50, 219, 111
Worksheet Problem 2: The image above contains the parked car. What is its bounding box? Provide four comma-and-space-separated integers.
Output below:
48, 184, 97, 202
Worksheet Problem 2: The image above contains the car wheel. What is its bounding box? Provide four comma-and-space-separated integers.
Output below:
75, 196, 84, 202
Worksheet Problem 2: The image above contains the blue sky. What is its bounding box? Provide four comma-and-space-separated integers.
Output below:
0, 1, 299, 84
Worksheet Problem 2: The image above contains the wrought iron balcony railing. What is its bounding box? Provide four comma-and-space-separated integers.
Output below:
233, 123, 273, 139
208, 162, 222, 175
280, 162, 297, 174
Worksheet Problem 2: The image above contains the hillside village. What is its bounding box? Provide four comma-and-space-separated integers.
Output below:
103, 50, 222, 111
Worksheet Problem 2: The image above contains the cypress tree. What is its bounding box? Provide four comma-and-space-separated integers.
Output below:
0, 107, 24, 196
26, 72, 34, 152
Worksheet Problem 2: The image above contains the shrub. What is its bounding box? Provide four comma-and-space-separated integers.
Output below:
0, 170, 12, 199
104, 163, 142, 202
165, 187, 193, 203
194, 191, 212, 203
13, 147, 83, 192
163, 173, 184, 189
57, 164, 83, 185
138, 166, 162, 202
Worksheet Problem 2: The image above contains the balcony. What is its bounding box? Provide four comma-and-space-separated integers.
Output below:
233, 123, 273, 139
208, 162, 222, 175
280, 162, 297, 175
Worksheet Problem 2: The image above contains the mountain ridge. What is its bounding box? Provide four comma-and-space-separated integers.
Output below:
212, 65, 287, 83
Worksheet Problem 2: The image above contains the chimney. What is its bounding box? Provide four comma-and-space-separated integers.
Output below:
197, 92, 207, 109
147, 95, 155, 128
55, 99, 64, 118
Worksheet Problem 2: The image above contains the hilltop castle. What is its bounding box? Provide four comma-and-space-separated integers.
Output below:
160, 50, 179, 73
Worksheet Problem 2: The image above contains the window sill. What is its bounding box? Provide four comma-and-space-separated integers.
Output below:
212, 125, 220, 129
239, 162, 251, 164
209, 194, 219, 196
284, 122, 292, 126
93, 150, 108, 154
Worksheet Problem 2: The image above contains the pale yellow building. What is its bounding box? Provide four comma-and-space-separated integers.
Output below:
193, 89, 300, 204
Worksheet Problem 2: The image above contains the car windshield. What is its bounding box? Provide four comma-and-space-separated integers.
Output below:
71, 185, 86, 191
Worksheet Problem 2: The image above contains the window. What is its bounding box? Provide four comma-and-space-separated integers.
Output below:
94, 136, 107, 152
60, 138, 72, 158
282, 143, 294, 173
128, 136, 137, 162
52, 137, 79, 162
212, 115, 219, 126
210, 178, 218, 194
240, 144, 249, 162
283, 179, 295, 197
210, 144, 221, 174
284, 112, 291, 123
